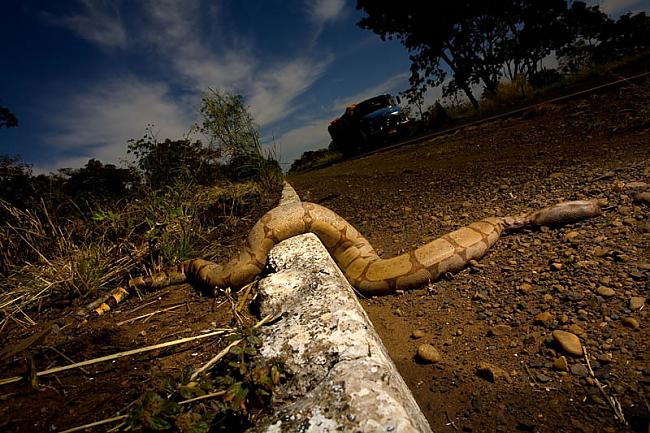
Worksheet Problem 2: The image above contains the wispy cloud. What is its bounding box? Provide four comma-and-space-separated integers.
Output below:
42, 76, 193, 171
274, 118, 333, 164
308, 0, 346, 24
47, 0, 127, 48
333, 72, 410, 111
42, 0, 331, 169
596, 0, 647, 15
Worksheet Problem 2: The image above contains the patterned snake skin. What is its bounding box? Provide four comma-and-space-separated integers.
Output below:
83, 199, 601, 317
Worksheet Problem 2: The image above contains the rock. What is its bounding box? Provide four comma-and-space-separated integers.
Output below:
630, 297, 646, 310
411, 329, 425, 339
534, 311, 554, 327
542, 294, 554, 303
487, 325, 511, 336
634, 191, 650, 205
596, 286, 616, 298
622, 317, 640, 329
550, 262, 563, 271
519, 283, 534, 294
626, 181, 648, 189
565, 231, 579, 240
567, 324, 586, 337
552, 330, 583, 356
476, 361, 511, 383
536, 373, 552, 383
570, 363, 589, 377
416, 344, 442, 363
554, 356, 569, 371
593, 246, 610, 257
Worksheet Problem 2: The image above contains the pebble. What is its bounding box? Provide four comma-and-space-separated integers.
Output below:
570, 363, 589, 377
565, 231, 579, 240
476, 361, 511, 383
634, 191, 650, 205
622, 317, 640, 329
626, 181, 648, 189
550, 262, 563, 271
411, 329, 425, 339
487, 325, 511, 336
552, 330, 583, 356
534, 311, 554, 327
417, 344, 442, 363
554, 356, 568, 371
596, 286, 616, 297
518, 283, 534, 294
629, 297, 645, 310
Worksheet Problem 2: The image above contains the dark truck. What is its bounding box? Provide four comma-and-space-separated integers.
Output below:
328, 94, 411, 155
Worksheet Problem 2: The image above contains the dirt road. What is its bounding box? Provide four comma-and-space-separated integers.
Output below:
289, 79, 650, 433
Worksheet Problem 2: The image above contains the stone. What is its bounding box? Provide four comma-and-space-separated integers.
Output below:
476, 361, 511, 383
565, 231, 579, 240
626, 181, 648, 189
567, 324, 586, 337
536, 373, 552, 383
622, 317, 640, 329
534, 311, 554, 327
417, 344, 442, 363
634, 191, 650, 205
519, 283, 534, 294
630, 297, 646, 310
570, 363, 589, 377
552, 330, 583, 356
550, 262, 563, 271
596, 286, 616, 298
554, 356, 569, 371
411, 329, 425, 339
487, 325, 511, 336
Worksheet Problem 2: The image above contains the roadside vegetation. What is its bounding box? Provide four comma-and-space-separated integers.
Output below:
290, 1, 650, 173
0, 88, 283, 330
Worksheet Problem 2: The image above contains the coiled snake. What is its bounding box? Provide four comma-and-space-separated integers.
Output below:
83, 199, 601, 317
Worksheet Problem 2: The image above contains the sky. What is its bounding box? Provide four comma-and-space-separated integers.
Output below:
1, 0, 648, 173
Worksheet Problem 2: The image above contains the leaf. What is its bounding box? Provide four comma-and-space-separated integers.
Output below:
147, 415, 173, 431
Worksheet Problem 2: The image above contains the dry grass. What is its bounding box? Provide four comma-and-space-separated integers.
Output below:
0, 180, 279, 330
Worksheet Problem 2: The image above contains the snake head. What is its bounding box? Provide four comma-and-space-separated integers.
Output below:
529, 199, 602, 227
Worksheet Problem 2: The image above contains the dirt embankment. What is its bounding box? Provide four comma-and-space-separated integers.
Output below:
289, 79, 650, 433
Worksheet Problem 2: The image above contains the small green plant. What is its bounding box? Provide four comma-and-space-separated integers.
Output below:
128, 326, 283, 432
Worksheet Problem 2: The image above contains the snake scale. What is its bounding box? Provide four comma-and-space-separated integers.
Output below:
83, 199, 601, 317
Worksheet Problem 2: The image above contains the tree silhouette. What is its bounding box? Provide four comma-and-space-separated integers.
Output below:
0, 107, 18, 128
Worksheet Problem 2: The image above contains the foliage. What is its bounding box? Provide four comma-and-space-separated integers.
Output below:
289, 148, 343, 173
356, 0, 650, 108
129, 327, 283, 432
128, 127, 223, 189
199, 89, 283, 184
0, 106, 18, 128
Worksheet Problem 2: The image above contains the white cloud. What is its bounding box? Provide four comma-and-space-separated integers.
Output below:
594, 0, 647, 14
249, 59, 330, 127
41, 77, 193, 171
273, 117, 333, 164
333, 72, 410, 111
309, 0, 346, 24
50, 0, 127, 48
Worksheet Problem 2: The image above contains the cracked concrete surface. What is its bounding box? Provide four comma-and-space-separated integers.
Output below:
247, 183, 431, 432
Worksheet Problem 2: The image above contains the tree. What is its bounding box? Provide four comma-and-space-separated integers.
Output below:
199, 88, 282, 182
556, 2, 613, 72
0, 106, 18, 128
128, 127, 223, 188
199, 89, 260, 159
60, 159, 140, 204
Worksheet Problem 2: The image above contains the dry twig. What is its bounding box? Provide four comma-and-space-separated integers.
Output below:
0, 329, 231, 386
583, 346, 627, 425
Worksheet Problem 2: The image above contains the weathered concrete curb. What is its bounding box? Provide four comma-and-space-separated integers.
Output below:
247, 183, 431, 432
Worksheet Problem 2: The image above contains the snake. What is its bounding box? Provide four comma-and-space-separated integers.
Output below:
82, 199, 601, 317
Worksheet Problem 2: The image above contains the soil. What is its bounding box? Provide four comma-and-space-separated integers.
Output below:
289, 79, 650, 433
0, 79, 648, 433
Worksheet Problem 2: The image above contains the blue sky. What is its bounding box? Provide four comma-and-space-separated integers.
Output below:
1, 0, 648, 173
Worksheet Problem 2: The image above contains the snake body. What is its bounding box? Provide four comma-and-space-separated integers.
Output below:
85, 199, 601, 316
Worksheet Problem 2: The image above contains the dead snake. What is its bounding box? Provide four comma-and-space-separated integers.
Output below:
83, 199, 601, 317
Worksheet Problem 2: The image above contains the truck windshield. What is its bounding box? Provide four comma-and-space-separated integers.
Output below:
353, 95, 393, 117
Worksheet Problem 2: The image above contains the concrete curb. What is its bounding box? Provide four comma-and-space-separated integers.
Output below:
247, 183, 431, 432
